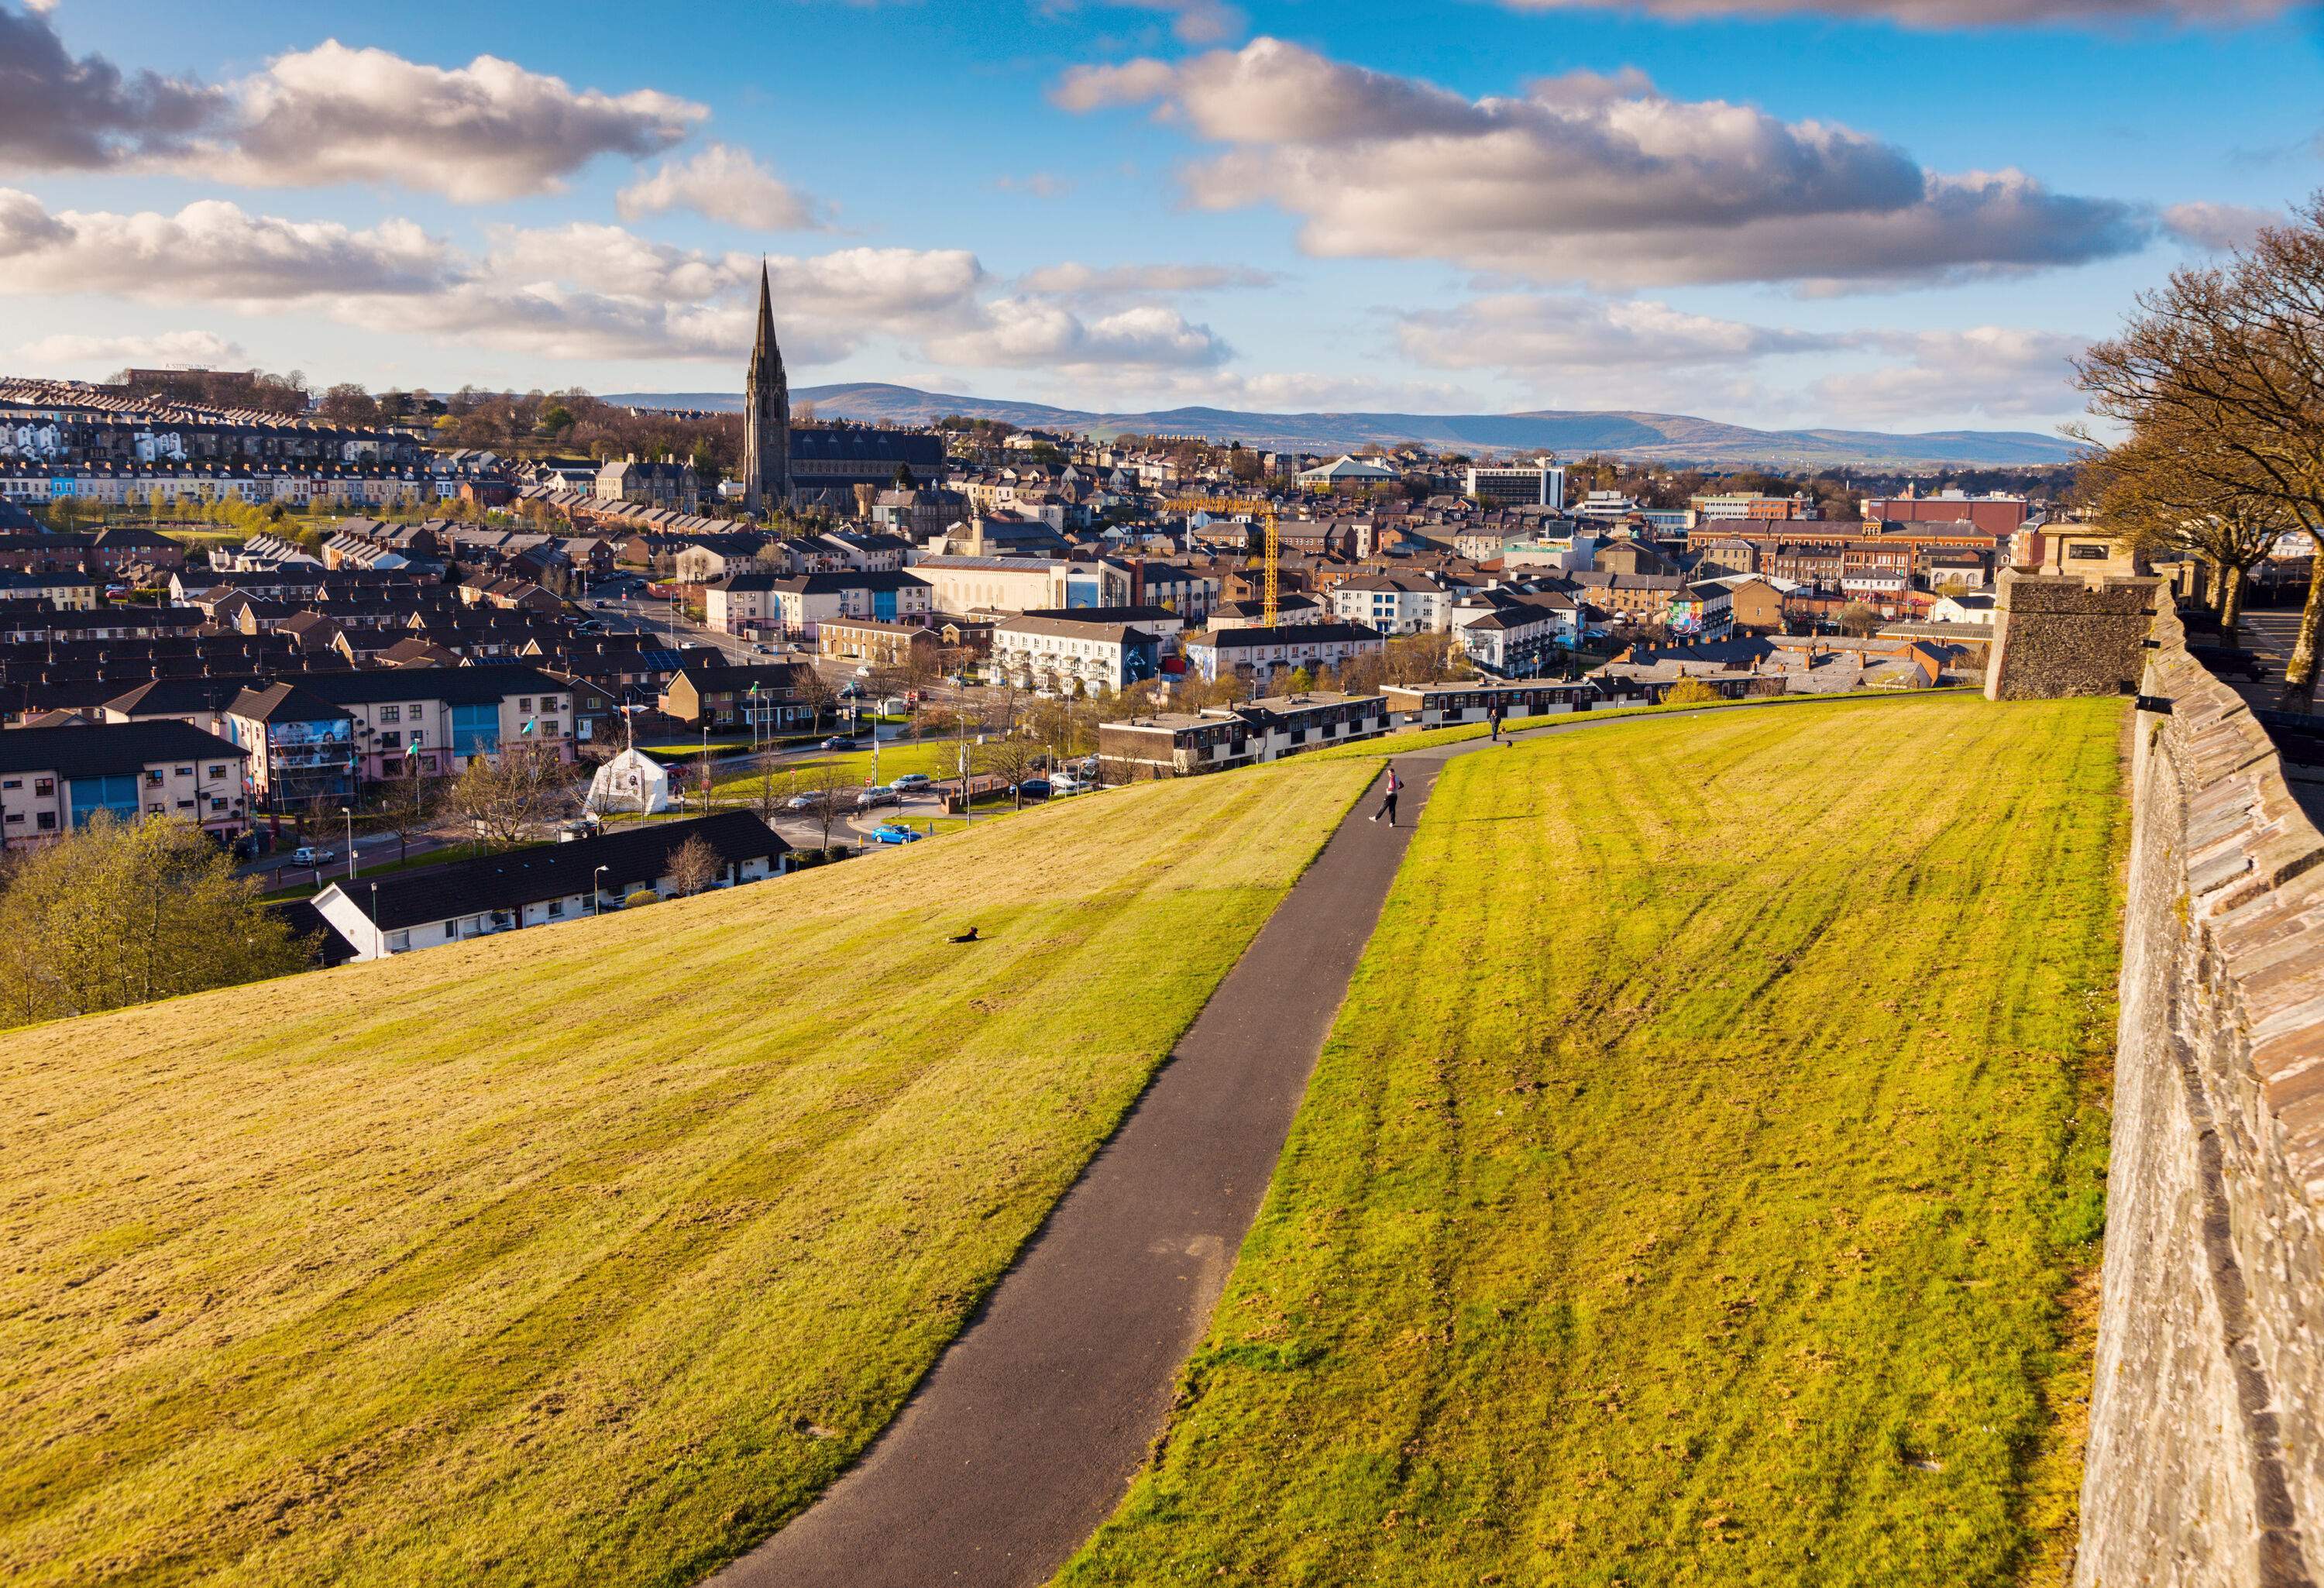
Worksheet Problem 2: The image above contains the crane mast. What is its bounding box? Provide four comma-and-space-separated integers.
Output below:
1164, 494, 1281, 627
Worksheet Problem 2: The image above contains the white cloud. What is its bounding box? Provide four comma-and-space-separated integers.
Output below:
1398, 294, 1841, 373
617, 143, 827, 232
0, 189, 453, 302
1815, 325, 2090, 421
1501, 0, 2293, 26
0, 11, 702, 201
12, 329, 249, 370
0, 5, 225, 170
924, 297, 1230, 370
1017, 260, 1276, 297
994, 171, 1074, 198
2161, 200, 2281, 253
1056, 39, 2150, 289
212, 42, 703, 201
1045, 0, 1248, 44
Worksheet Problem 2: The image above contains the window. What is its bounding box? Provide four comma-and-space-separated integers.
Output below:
36, 812, 53, 830
0, 779, 14, 790
210, 797, 226, 812
387, 930, 410, 952
548, 899, 565, 917
380, 704, 400, 723
208, 764, 225, 779
146, 769, 164, 787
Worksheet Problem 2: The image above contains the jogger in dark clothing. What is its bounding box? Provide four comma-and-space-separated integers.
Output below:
1370, 763, 1403, 827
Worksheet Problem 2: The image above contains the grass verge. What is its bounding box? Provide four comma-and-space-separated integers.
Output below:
0, 757, 1375, 1587
1061, 693, 2125, 1586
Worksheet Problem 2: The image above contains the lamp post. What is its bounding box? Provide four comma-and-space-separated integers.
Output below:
339, 805, 355, 881
370, 882, 379, 955
593, 864, 608, 916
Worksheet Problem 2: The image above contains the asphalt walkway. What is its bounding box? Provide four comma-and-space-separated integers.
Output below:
709, 711, 1746, 1588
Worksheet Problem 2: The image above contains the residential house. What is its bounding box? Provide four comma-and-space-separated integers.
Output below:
0, 720, 249, 847
659, 660, 822, 733
1180, 621, 1386, 684
313, 811, 789, 960
1098, 691, 1391, 777
991, 615, 1163, 693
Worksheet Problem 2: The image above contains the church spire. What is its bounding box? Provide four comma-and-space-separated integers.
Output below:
751, 259, 781, 377
742, 258, 790, 516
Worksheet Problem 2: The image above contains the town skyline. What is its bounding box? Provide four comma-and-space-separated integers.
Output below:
3, 0, 2319, 436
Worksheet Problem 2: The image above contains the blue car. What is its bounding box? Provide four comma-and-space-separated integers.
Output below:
871, 823, 924, 844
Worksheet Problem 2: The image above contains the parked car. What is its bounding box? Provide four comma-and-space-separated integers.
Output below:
891, 772, 933, 792
1049, 772, 1089, 796
1015, 779, 1052, 800
838, 682, 865, 698
855, 785, 901, 811
871, 823, 924, 844
291, 846, 335, 867
821, 734, 858, 751
786, 792, 823, 811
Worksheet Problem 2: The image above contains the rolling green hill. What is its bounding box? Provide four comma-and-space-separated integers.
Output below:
1063, 695, 2126, 1586
0, 759, 1373, 1587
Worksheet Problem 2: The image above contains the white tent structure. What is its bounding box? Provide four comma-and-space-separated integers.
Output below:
586, 748, 673, 816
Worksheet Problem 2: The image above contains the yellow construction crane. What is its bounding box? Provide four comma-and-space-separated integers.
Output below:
1165, 493, 1281, 627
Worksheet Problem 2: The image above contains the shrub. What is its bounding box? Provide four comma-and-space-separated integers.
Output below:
623, 889, 661, 909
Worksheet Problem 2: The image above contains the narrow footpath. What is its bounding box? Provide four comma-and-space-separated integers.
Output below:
710, 710, 1758, 1588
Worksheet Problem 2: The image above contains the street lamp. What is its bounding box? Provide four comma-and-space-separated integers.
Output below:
592, 864, 608, 916
339, 804, 355, 881
370, 882, 379, 954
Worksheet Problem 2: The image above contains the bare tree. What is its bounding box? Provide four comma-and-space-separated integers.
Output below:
801, 758, 855, 847
749, 750, 797, 827
665, 835, 722, 897
2082, 424, 2291, 634
449, 742, 576, 848
374, 768, 445, 864
2077, 192, 2324, 701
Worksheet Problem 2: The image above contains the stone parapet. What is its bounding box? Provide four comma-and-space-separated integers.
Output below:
2081, 600, 2324, 1586
1986, 570, 2162, 701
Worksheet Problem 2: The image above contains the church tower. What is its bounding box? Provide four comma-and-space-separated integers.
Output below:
741, 262, 790, 514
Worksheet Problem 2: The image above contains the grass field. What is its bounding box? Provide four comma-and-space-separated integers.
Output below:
1061, 693, 2126, 1587
0, 757, 1376, 1588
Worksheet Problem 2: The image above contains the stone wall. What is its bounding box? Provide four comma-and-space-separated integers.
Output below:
1986, 571, 2163, 701
2082, 602, 2324, 1586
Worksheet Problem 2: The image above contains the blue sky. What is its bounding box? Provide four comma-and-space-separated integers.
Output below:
2, 0, 2319, 435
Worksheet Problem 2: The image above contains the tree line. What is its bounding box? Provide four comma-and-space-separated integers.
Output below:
2077, 191, 2324, 698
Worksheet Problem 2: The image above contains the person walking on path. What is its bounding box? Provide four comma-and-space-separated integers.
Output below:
1488, 701, 1504, 743
1370, 763, 1402, 827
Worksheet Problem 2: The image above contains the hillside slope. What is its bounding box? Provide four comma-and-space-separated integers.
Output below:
604, 382, 2083, 468
1064, 695, 2126, 1586
0, 759, 1373, 1588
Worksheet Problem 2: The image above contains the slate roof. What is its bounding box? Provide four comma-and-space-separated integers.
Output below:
327, 811, 786, 930
0, 719, 244, 777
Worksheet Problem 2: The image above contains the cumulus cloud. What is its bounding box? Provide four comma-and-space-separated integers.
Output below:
617, 143, 827, 232
1017, 260, 1276, 297
1500, 0, 2293, 27
0, 11, 702, 200
0, 186, 1227, 373
924, 297, 1230, 370
211, 42, 703, 201
1398, 294, 1841, 373
12, 328, 249, 370
1056, 38, 2149, 288
2161, 200, 2281, 252
0, 188, 453, 302
0, 5, 225, 170
1810, 325, 2090, 421
1045, 0, 1248, 44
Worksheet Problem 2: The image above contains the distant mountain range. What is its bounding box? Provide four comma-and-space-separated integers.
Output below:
599, 382, 2085, 469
